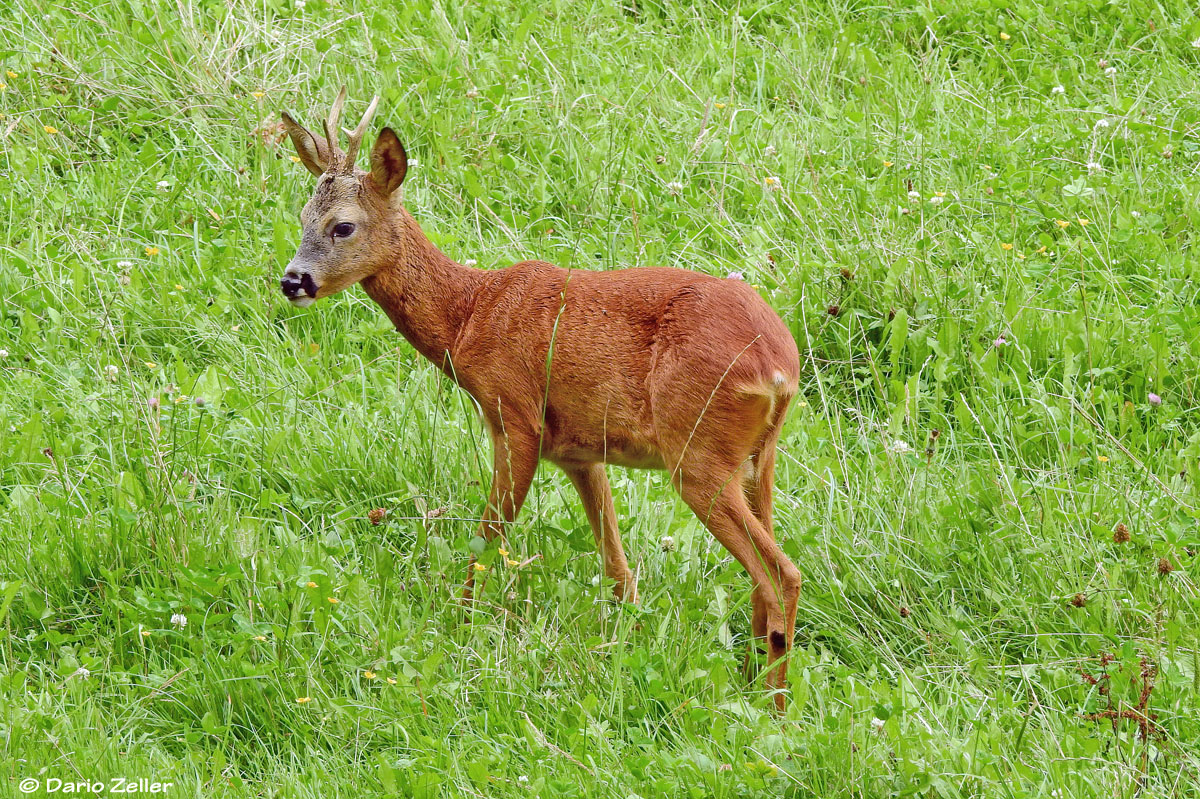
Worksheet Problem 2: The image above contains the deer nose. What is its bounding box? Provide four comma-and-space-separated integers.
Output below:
280, 271, 304, 298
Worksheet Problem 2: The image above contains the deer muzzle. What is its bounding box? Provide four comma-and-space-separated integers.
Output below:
280, 269, 319, 306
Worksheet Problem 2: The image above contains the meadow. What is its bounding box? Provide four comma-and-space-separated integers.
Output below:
2, 0, 1199, 796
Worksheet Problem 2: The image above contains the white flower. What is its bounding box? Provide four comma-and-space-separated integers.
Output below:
907, 190, 921, 203
1192, 37, 1200, 49
1086, 161, 1102, 174
1095, 118, 1110, 129
156, 180, 171, 190
899, 206, 911, 215
117, 260, 133, 269
763, 176, 781, 191
763, 145, 777, 158
407, 158, 418, 168
73, 666, 91, 680
0, 349, 7, 358
295, 0, 306, 7
871, 717, 886, 733
666, 181, 684, 195
660, 535, 676, 552
591, 574, 601, 587
463, 259, 478, 267
466, 87, 480, 99
929, 195, 944, 205
170, 613, 187, 629
1131, 210, 1141, 218
889, 439, 912, 455
1104, 66, 1116, 77
1051, 85, 1065, 95
104, 364, 120, 381
726, 271, 744, 281
517, 775, 529, 784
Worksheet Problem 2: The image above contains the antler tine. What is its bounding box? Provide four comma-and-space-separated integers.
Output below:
341, 94, 380, 170
322, 85, 349, 167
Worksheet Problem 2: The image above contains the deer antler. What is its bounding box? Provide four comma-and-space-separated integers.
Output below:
318, 86, 379, 173
343, 94, 379, 169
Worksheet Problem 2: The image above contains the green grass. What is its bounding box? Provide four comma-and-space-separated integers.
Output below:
2, 0, 1199, 796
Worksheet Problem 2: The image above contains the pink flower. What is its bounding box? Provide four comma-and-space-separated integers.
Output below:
1148, 392, 1162, 406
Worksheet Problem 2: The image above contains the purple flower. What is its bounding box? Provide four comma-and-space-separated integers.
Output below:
1148, 392, 1162, 407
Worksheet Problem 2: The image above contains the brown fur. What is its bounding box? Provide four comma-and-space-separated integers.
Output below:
279, 93, 802, 710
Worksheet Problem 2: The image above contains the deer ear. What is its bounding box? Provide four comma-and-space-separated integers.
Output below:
280, 111, 330, 177
369, 127, 407, 195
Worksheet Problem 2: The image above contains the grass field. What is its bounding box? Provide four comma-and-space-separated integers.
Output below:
3, 0, 1200, 796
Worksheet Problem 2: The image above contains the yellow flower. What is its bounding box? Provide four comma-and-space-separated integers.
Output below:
327, 596, 339, 604
714, 102, 726, 109
146, 246, 160, 256
0, 82, 6, 91
498, 547, 509, 557
44, 125, 58, 135
1077, 218, 1089, 226
253, 635, 266, 641
882, 160, 893, 167
296, 696, 312, 704
363, 670, 377, 680
1055, 219, 1070, 228
473, 563, 487, 572
6, 70, 16, 79
934, 191, 946, 198
1035, 245, 1047, 254
1097, 455, 1109, 463
306, 581, 317, 588
251, 91, 264, 99
1001, 243, 1013, 251
506, 558, 520, 567
1017, 253, 1026, 260
290, 155, 301, 163
798, 400, 808, 407
999, 32, 1011, 40
386, 677, 397, 685
144, 361, 157, 368
140, 629, 151, 637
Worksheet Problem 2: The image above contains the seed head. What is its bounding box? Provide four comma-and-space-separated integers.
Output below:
367, 507, 387, 525
660, 535, 676, 552
1157, 557, 1174, 576
899, 606, 911, 618
1113, 523, 1130, 543
1071, 593, 1086, 608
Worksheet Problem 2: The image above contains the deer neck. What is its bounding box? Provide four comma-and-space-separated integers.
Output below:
361, 209, 484, 369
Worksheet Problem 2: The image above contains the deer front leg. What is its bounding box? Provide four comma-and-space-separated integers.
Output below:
562, 462, 638, 602
462, 428, 539, 604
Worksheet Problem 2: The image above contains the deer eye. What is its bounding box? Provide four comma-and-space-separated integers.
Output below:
331, 222, 356, 238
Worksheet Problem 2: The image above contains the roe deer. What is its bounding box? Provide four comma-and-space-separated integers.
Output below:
279, 88, 802, 710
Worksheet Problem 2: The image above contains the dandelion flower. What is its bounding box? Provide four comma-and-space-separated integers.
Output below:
44, 125, 58, 135
296, 696, 312, 704
145, 246, 160, 256
170, 613, 187, 628
1001, 243, 1013, 251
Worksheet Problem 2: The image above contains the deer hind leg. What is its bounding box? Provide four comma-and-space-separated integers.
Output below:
677, 473, 800, 711
562, 462, 638, 602
463, 428, 539, 604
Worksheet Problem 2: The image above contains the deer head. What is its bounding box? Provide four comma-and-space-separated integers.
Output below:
278, 87, 409, 307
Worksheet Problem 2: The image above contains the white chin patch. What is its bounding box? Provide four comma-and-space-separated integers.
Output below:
289, 296, 316, 308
